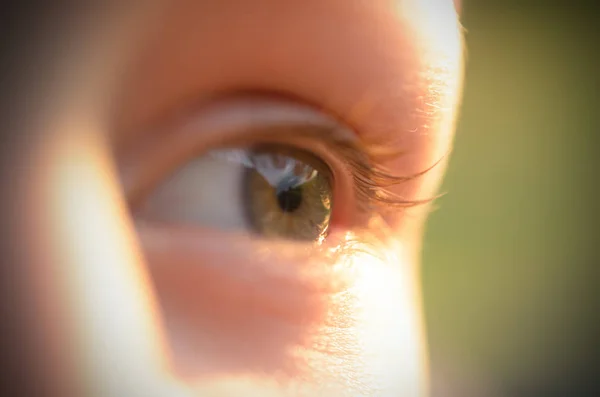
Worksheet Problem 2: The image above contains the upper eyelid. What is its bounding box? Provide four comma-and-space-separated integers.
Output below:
117, 95, 434, 220
116, 96, 341, 203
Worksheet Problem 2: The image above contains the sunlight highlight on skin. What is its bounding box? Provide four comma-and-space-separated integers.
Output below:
149, 229, 427, 397
37, 122, 187, 397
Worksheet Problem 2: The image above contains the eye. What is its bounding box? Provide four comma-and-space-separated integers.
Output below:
244, 147, 333, 241
137, 144, 333, 242
120, 95, 413, 243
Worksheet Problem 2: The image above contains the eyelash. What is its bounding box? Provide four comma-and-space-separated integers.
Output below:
325, 135, 440, 213
242, 124, 439, 216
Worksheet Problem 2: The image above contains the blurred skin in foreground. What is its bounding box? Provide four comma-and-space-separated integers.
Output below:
3, 1, 463, 396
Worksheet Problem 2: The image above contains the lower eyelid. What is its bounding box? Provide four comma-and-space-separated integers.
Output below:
138, 222, 347, 295
137, 222, 356, 377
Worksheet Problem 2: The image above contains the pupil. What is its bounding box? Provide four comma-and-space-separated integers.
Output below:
276, 186, 303, 213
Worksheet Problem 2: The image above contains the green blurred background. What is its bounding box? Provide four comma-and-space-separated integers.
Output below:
422, 2, 599, 396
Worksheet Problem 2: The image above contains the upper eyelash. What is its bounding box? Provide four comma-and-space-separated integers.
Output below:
244, 124, 442, 215
338, 138, 443, 213
322, 133, 443, 213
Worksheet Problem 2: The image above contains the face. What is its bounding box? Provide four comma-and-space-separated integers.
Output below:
5, 1, 463, 396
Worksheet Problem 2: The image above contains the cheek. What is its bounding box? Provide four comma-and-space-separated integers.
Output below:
142, 227, 330, 378
139, 224, 427, 395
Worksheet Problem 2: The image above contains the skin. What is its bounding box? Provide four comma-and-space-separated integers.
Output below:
3, 1, 463, 396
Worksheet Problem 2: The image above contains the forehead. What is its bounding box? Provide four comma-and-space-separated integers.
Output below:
113, 0, 461, 144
